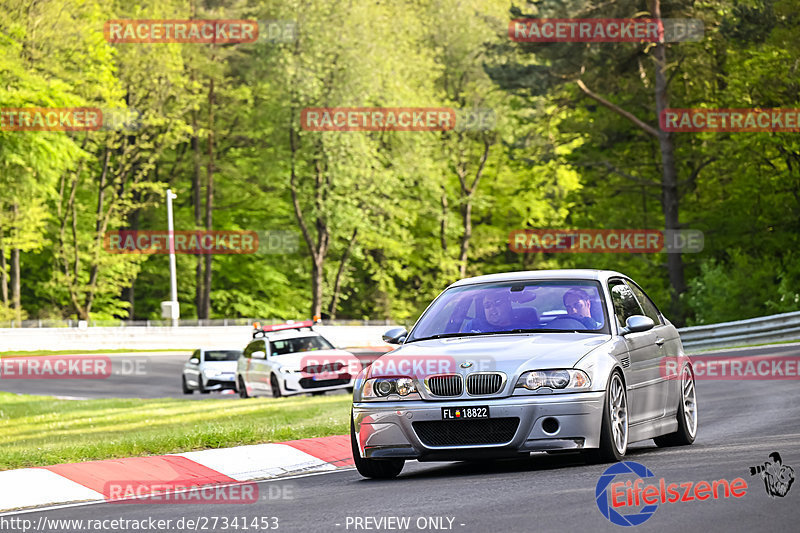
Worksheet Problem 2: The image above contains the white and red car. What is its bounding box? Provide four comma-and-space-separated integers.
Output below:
235, 321, 361, 398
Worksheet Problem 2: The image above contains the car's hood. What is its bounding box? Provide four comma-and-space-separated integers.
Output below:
367, 333, 611, 379
272, 349, 359, 372
201, 361, 237, 372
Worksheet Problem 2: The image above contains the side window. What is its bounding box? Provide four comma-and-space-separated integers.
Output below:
628, 281, 662, 324
608, 279, 644, 328
243, 343, 254, 358
189, 349, 200, 362
256, 340, 267, 355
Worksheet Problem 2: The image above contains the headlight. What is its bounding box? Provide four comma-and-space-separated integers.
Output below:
362, 377, 418, 400
515, 369, 591, 391
203, 368, 222, 378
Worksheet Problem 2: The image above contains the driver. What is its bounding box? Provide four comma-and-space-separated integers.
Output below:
480, 291, 538, 330
563, 288, 602, 329
483, 293, 515, 328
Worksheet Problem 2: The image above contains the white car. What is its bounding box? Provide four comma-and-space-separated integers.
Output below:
182, 349, 242, 394
235, 321, 360, 398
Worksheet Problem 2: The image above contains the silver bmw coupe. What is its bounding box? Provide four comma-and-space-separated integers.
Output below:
351, 269, 698, 479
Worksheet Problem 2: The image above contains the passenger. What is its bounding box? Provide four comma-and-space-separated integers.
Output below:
563, 288, 602, 329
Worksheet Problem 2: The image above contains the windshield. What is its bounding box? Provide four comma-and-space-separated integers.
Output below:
269, 336, 333, 355
203, 350, 241, 362
407, 280, 608, 341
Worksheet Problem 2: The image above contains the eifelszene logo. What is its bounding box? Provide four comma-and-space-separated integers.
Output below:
595, 461, 747, 526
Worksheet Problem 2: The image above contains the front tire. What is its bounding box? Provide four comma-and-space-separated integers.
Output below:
585, 371, 628, 464
270, 374, 283, 398
654, 365, 697, 447
238, 376, 250, 399
350, 415, 404, 479
182, 376, 193, 395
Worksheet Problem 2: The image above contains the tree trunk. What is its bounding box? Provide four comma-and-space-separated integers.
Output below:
201, 78, 215, 319
458, 199, 472, 278
652, 0, 686, 324
311, 257, 324, 318
456, 140, 491, 278
328, 228, 358, 319
10, 203, 21, 323
192, 74, 204, 317
440, 189, 448, 251
10, 247, 20, 323
0, 227, 7, 306
573, 1, 686, 324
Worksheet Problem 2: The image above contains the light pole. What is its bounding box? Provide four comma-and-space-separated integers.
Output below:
165, 188, 179, 327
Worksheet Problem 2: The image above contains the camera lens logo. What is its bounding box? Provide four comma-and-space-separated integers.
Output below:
596, 461, 658, 526
749, 451, 795, 498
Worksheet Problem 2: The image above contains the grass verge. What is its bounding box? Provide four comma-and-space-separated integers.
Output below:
0, 392, 350, 470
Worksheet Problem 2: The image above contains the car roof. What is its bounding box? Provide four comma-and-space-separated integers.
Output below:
250, 329, 322, 342
448, 269, 626, 288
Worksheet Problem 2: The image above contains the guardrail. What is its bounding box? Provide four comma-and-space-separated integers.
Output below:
0, 318, 398, 328
0, 324, 400, 352
678, 311, 800, 352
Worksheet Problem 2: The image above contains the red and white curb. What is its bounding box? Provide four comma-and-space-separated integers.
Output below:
0, 435, 352, 513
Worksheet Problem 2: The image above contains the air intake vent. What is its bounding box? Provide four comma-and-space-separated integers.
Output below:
427, 375, 463, 397
466, 373, 504, 395
413, 418, 519, 446
620, 356, 630, 368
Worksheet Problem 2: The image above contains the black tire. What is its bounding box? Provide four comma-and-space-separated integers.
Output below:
311, 391, 326, 396
199, 378, 210, 394
350, 415, 404, 479
270, 374, 282, 398
238, 376, 250, 399
584, 371, 628, 465
182, 376, 193, 395
346, 387, 354, 394
654, 365, 697, 447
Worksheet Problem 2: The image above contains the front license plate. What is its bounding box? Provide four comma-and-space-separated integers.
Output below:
441, 406, 489, 420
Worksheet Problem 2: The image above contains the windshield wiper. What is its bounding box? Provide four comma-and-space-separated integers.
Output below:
408, 332, 489, 342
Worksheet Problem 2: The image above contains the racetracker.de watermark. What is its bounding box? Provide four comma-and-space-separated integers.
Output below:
104, 230, 258, 255
0, 107, 102, 131
103, 19, 296, 44
104, 480, 267, 504
509, 18, 704, 43
661, 108, 800, 132
508, 229, 704, 253
662, 355, 800, 380
0, 355, 111, 379
302, 107, 454, 132
104, 19, 257, 43
300, 107, 495, 132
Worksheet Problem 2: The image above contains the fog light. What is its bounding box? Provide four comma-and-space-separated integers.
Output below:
542, 417, 560, 435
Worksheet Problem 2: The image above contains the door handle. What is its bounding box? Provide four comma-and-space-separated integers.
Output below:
655, 337, 665, 346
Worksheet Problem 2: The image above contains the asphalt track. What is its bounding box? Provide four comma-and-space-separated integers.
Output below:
0, 351, 382, 399
3, 344, 800, 532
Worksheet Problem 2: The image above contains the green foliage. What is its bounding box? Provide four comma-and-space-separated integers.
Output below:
0, 0, 797, 326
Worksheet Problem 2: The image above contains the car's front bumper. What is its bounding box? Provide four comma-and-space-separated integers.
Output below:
353, 391, 605, 460
204, 375, 236, 390
281, 372, 355, 395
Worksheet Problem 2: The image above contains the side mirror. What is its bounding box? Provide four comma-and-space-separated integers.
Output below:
382, 327, 408, 345
190, 358, 200, 365
251, 350, 267, 359
622, 315, 655, 335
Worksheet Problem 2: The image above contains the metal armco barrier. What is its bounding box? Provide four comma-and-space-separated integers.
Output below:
678, 311, 800, 352
0, 325, 399, 352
